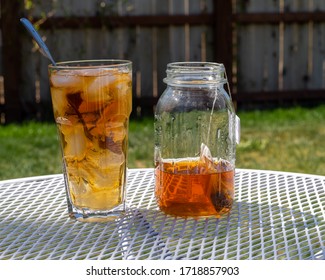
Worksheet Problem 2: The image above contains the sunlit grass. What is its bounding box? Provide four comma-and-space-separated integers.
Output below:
0, 122, 61, 180
0, 105, 324, 180
236, 106, 325, 175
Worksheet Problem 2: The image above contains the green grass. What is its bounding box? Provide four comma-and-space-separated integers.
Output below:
0, 105, 324, 180
0, 122, 62, 180
236, 106, 325, 175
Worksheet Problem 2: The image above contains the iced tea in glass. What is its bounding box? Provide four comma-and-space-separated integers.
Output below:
48, 60, 132, 222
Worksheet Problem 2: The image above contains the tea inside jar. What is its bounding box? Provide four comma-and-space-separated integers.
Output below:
155, 158, 234, 218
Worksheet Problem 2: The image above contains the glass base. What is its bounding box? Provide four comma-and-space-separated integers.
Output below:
68, 203, 125, 223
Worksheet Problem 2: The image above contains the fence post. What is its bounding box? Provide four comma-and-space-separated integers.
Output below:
213, 0, 233, 90
0, 0, 24, 123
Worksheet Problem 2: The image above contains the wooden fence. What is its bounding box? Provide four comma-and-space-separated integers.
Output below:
0, 0, 325, 124
233, 0, 325, 107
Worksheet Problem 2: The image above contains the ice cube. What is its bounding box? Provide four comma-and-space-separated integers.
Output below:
79, 157, 124, 189
56, 116, 71, 125
94, 124, 126, 145
83, 73, 115, 103
65, 157, 123, 208
95, 102, 119, 126
106, 121, 126, 143
66, 163, 89, 196
87, 148, 124, 170
113, 73, 132, 115
61, 124, 87, 161
80, 70, 132, 113
50, 70, 83, 91
93, 166, 123, 189
50, 87, 69, 117
78, 68, 111, 77
78, 100, 104, 114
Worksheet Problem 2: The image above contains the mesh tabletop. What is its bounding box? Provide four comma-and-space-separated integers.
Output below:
0, 169, 324, 260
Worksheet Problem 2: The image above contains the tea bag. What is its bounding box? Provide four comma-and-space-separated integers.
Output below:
199, 142, 234, 213
199, 143, 217, 173
199, 142, 230, 173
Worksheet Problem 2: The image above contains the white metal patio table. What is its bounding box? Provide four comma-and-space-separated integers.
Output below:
0, 168, 324, 260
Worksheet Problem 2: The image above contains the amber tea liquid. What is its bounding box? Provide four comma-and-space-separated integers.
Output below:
155, 159, 234, 217
49, 60, 132, 221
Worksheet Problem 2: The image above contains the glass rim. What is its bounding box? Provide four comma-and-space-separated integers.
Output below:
48, 59, 132, 70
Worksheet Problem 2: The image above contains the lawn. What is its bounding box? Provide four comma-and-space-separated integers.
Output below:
236, 105, 325, 175
0, 105, 324, 180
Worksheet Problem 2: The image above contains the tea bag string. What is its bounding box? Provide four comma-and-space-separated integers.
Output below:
206, 71, 232, 146
225, 71, 240, 144
225, 70, 233, 100
206, 89, 217, 146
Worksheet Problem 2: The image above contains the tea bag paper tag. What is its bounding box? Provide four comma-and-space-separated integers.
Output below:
236, 115, 240, 144
199, 143, 216, 172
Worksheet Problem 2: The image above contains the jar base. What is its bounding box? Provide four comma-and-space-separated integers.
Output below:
158, 203, 232, 219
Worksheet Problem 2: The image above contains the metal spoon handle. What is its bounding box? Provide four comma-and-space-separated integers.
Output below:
20, 18, 56, 66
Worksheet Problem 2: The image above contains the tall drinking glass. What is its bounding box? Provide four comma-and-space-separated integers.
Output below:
48, 60, 132, 222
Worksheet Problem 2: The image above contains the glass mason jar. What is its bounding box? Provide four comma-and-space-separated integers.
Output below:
154, 62, 240, 218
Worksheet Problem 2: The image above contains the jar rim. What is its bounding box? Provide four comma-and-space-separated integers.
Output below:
164, 61, 227, 86
167, 61, 225, 71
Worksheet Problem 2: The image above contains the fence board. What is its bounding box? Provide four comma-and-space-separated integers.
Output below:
237, 24, 279, 92
285, 0, 310, 12
311, 0, 325, 89
185, 0, 208, 61
281, 1, 308, 91
21, 37, 37, 118
236, 0, 279, 12
156, 26, 170, 96
236, 0, 279, 93
314, 0, 325, 11
283, 23, 310, 90
153, 0, 169, 100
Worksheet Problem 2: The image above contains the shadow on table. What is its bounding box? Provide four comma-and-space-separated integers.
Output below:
1, 200, 323, 260
117, 200, 325, 260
